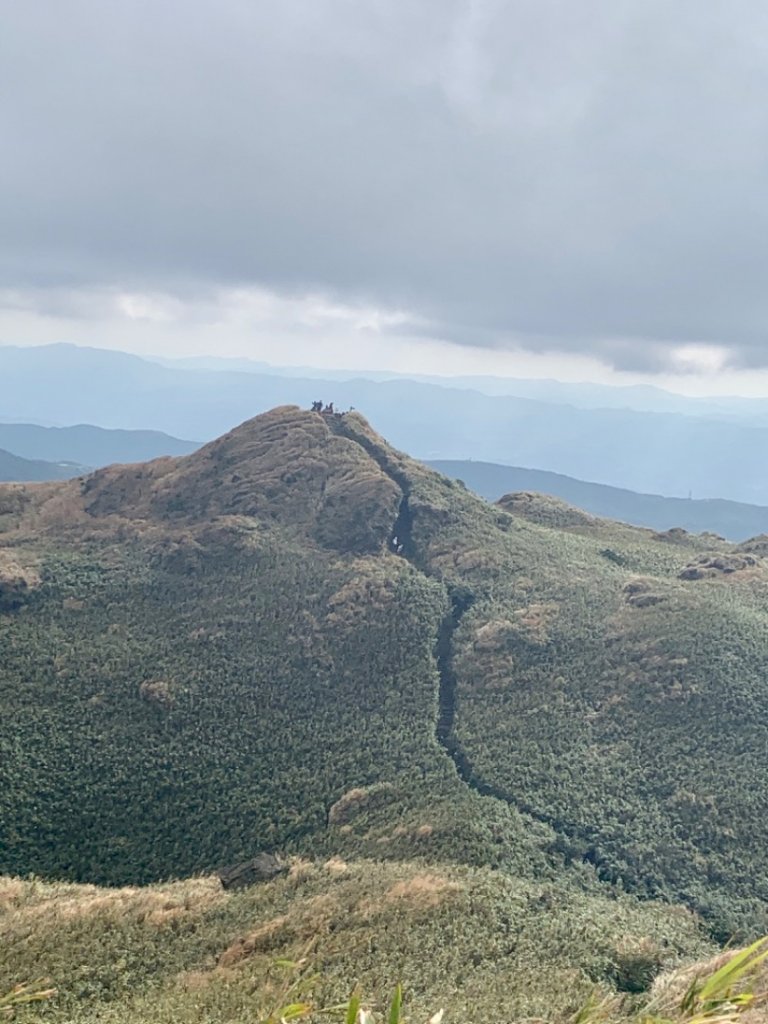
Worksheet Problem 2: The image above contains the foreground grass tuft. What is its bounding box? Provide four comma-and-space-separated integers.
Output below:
6, 940, 768, 1024
0, 860, 715, 1023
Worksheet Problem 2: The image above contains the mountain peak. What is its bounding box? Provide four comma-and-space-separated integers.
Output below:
71, 406, 409, 554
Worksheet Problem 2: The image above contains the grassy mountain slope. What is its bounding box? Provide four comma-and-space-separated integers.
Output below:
3, 407, 768, 943
0, 862, 713, 1024
0, 408, 537, 886
449, 495, 768, 935
429, 458, 768, 541
0, 447, 86, 482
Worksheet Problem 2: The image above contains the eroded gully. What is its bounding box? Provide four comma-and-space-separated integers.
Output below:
329, 416, 642, 895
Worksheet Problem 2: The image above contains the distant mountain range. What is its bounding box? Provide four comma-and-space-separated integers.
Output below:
156, 354, 768, 423
0, 422, 198, 477
0, 448, 87, 483
3, 343, 768, 504
429, 460, 768, 542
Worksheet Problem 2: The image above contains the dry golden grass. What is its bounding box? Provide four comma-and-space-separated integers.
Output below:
645, 946, 768, 1023
1, 874, 225, 928
324, 857, 349, 874
217, 915, 292, 967
0, 548, 40, 590
324, 559, 404, 626
0, 878, 25, 914
0, 860, 719, 1024
357, 872, 463, 919
327, 784, 395, 826
0, 408, 406, 559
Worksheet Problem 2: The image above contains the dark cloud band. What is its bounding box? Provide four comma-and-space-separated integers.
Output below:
2, 1, 768, 370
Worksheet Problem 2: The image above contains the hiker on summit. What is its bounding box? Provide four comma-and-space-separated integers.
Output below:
310, 400, 348, 417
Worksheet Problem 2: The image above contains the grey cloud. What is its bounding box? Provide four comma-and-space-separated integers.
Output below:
3, 1, 768, 369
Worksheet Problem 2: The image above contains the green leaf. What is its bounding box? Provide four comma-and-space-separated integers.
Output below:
278, 1001, 313, 1020
0, 980, 57, 1009
679, 975, 702, 1015
388, 984, 403, 1024
345, 987, 362, 1024
570, 992, 606, 1024
698, 939, 768, 1003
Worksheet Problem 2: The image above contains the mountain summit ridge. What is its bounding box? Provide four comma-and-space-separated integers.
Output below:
6, 407, 499, 566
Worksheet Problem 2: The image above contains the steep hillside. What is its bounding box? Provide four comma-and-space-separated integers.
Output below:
0, 447, 85, 482
3, 407, 768, 942
0, 408, 535, 887
429, 459, 768, 541
0, 862, 713, 1024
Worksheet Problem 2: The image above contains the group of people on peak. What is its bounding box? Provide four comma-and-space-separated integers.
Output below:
310, 400, 353, 416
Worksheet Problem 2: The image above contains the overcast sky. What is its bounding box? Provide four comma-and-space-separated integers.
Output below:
4, 1, 768, 393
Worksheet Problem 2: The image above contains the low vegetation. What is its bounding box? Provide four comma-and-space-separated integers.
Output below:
0, 860, 715, 1023
4, 407, 768, 1018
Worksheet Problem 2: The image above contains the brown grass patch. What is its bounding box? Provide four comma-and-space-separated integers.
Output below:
391, 823, 433, 841
217, 916, 291, 967
324, 857, 349, 874
328, 787, 369, 825
0, 878, 25, 913
138, 678, 176, 709
358, 873, 462, 918
327, 783, 394, 825
217, 891, 343, 970
292, 893, 340, 934
0, 549, 41, 610
474, 619, 516, 652
288, 858, 317, 883
512, 602, 558, 643
325, 563, 400, 627
1, 875, 225, 928
175, 968, 225, 992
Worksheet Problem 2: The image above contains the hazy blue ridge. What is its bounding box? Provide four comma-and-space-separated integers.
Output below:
4, 343, 768, 503
429, 459, 768, 542
153, 353, 768, 423
0, 421, 199, 467
0, 447, 88, 482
